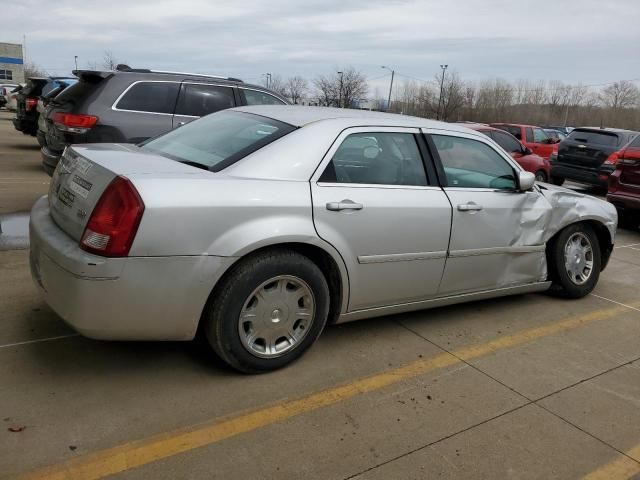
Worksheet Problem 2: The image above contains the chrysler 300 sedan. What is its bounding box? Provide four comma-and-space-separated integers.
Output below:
30, 106, 617, 372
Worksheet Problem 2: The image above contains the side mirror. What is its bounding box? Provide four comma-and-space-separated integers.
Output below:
518, 171, 536, 191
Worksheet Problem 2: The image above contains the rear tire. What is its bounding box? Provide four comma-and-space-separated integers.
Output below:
546, 223, 601, 299
534, 170, 547, 183
552, 176, 565, 186
203, 249, 330, 373
619, 210, 640, 230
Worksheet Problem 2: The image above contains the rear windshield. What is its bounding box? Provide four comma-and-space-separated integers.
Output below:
141, 111, 296, 172
567, 130, 620, 147
52, 80, 98, 106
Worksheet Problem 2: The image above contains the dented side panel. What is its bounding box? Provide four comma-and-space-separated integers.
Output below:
438, 189, 552, 296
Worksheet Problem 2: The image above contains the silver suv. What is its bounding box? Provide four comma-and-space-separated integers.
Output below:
40, 66, 288, 175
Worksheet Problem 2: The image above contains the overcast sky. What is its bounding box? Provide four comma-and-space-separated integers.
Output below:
3, 0, 639, 96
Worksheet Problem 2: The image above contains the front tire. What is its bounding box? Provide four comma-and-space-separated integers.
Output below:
203, 249, 330, 373
534, 170, 547, 183
547, 223, 601, 298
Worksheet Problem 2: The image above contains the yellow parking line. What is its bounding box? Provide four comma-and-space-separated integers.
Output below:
583, 444, 640, 480
17, 303, 632, 480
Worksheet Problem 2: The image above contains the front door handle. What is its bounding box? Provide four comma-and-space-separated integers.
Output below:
326, 200, 363, 211
457, 203, 483, 212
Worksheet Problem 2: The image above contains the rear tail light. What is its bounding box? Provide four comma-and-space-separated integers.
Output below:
80, 176, 145, 257
604, 151, 620, 166
52, 112, 98, 134
26, 97, 38, 111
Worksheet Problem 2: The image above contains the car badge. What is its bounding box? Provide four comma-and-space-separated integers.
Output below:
77, 209, 87, 219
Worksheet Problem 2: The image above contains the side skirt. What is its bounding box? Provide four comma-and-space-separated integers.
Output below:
335, 281, 552, 324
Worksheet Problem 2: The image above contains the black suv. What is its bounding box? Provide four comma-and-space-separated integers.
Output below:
551, 127, 639, 189
41, 66, 288, 175
13, 77, 49, 136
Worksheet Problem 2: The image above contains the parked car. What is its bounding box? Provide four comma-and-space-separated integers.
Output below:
607, 134, 640, 228
490, 123, 559, 160
36, 78, 78, 148
551, 127, 639, 189
5, 84, 23, 111
544, 129, 567, 142
0, 83, 19, 108
12, 77, 49, 135
542, 125, 574, 136
40, 66, 289, 176
30, 106, 617, 373
465, 123, 551, 182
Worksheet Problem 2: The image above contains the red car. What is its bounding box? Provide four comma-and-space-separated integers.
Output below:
607, 134, 640, 229
490, 123, 559, 160
465, 124, 552, 182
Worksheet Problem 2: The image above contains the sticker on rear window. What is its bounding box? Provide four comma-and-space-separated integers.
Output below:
69, 175, 93, 199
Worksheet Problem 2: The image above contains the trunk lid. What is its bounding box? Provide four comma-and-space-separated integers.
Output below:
48, 144, 206, 241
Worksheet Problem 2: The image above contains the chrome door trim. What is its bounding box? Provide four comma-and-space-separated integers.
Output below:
448, 245, 545, 258
358, 251, 447, 264
336, 281, 552, 323
317, 182, 442, 191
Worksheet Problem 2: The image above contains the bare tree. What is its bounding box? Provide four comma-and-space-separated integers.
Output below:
102, 51, 120, 70
600, 80, 640, 110
313, 74, 338, 106
23, 62, 47, 78
340, 67, 368, 108
438, 71, 466, 121
285, 76, 308, 104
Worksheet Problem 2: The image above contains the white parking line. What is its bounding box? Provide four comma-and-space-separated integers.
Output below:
617, 243, 640, 248
0, 333, 79, 350
590, 293, 640, 314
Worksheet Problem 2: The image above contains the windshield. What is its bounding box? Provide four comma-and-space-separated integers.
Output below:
142, 111, 296, 171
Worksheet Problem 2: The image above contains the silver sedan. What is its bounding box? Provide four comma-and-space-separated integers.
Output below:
30, 106, 617, 372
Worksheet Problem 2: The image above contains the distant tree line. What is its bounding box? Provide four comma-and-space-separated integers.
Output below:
387, 71, 640, 130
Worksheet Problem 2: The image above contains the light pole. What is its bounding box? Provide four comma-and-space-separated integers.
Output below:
263, 73, 272, 89
381, 66, 395, 112
74, 56, 78, 71
337, 71, 344, 108
437, 64, 448, 120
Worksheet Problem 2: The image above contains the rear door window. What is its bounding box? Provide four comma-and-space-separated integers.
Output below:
525, 128, 534, 143
175, 83, 235, 117
567, 130, 620, 147
533, 128, 549, 143
116, 81, 179, 114
241, 89, 286, 105
492, 130, 522, 153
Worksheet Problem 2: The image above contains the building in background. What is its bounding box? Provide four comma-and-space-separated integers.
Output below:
0, 43, 24, 83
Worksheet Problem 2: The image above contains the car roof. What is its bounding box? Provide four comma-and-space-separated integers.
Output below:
491, 122, 540, 128
572, 127, 638, 134
461, 123, 498, 132
230, 105, 475, 132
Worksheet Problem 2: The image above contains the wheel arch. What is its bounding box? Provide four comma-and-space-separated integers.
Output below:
198, 240, 349, 334
545, 219, 614, 274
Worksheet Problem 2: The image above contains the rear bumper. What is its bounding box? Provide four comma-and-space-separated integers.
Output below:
29, 196, 235, 341
12, 116, 38, 135
41, 145, 62, 176
607, 192, 640, 212
551, 164, 609, 188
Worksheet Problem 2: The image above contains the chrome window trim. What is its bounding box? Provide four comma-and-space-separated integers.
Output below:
111, 80, 236, 116
317, 182, 441, 191
311, 126, 428, 187
358, 251, 447, 264
422, 127, 524, 175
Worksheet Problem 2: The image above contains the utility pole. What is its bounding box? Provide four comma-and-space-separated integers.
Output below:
337, 71, 344, 108
381, 66, 395, 112
74, 56, 78, 71
263, 73, 272, 89
437, 64, 448, 120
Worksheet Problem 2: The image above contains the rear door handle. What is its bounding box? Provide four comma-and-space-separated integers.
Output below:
457, 203, 483, 212
326, 200, 363, 211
